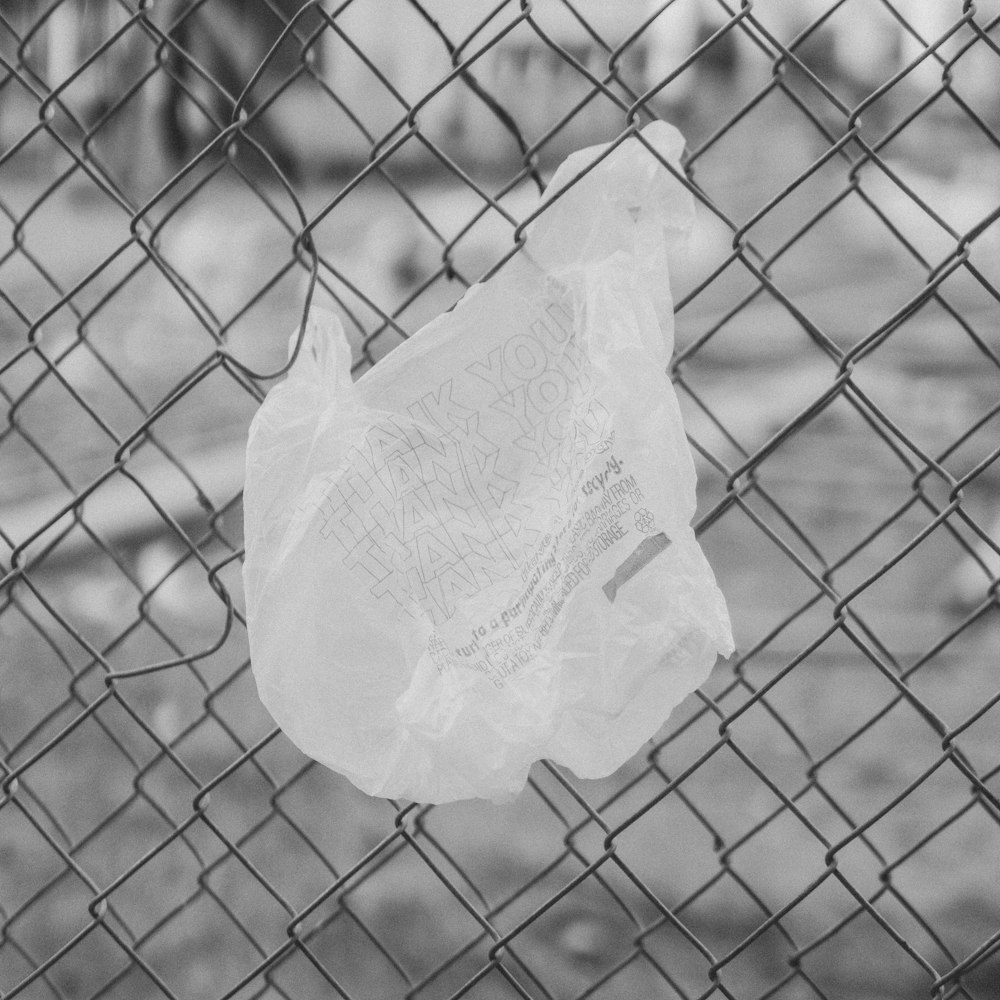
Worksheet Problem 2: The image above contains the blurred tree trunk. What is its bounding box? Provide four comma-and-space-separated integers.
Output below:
89, 0, 299, 199
153, 0, 299, 180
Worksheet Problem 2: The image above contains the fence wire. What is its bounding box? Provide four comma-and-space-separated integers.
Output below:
2, 1, 1000, 998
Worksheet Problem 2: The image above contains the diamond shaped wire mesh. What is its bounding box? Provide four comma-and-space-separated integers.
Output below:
2, 1, 999, 998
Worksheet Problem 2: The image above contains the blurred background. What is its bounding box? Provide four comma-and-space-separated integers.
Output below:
2, 1, 999, 998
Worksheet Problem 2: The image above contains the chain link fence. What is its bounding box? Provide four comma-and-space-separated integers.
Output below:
2, 1, 1000, 998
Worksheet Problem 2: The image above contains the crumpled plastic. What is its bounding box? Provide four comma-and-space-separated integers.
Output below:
243, 121, 734, 804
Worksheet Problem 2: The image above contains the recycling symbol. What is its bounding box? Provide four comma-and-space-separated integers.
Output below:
634, 508, 656, 534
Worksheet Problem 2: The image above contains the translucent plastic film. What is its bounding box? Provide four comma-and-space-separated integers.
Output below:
243, 122, 733, 803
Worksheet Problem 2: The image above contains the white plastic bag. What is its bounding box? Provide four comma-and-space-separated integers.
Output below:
243, 122, 733, 803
